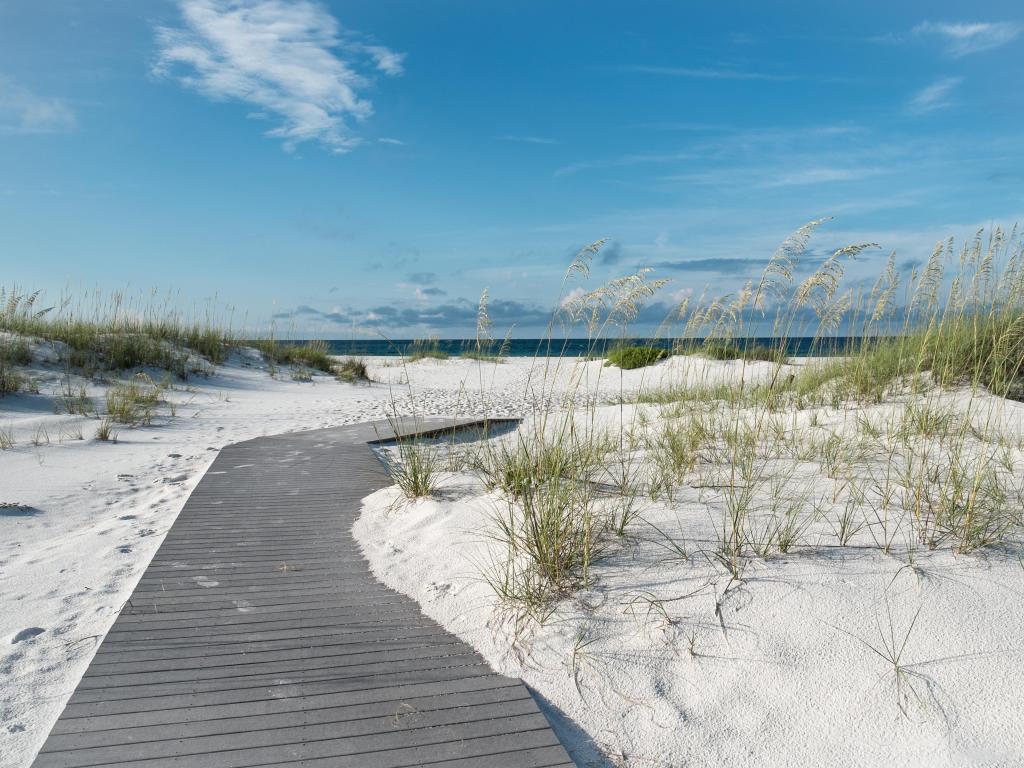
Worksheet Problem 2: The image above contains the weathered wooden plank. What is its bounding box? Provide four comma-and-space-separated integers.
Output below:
49, 675, 522, 734
31, 418, 575, 768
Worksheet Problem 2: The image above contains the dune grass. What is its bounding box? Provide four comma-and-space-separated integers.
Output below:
334, 356, 370, 383
106, 374, 165, 426
0, 287, 235, 378
408, 336, 449, 361
605, 345, 667, 369
251, 338, 335, 373
380, 223, 1024, 623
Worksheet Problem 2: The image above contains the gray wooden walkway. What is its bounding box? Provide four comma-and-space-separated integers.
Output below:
32, 418, 575, 768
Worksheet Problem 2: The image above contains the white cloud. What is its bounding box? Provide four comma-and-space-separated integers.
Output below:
498, 135, 559, 145
154, 0, 404, 153
764, 166, 888, 187
363, 45, 405, 76
378, 137, 404, 145
913, 20, 1022, 56
0, 76, 76, 135
559, 287, 586, 309
623, 65, 792, 81
907, 76, 963, 114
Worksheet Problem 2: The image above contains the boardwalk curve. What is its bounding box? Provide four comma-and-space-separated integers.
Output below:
32, 418, 575, 768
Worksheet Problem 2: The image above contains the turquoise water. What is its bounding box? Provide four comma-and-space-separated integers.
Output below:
314, 337, 860, 357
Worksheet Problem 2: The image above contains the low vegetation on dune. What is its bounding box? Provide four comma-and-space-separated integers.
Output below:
605, 345, 667, 369
407, 336, 449, 361
250, 338, 335, 374
0, 287, 385, 397
384, 222, 1024, 623
0, 290, 377, 451
334, 356, 370, 383
0, 288, 235, 381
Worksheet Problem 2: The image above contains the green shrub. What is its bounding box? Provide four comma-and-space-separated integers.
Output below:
334, 357, 370, 383
0, 337, 30, 397
408, 337, 449, 361
106, 374, 163, 425
252, 339, 335, 373
605, 346, 667, 370
0, 287, 234, 377
0, 337, 31, 366
0, 366, 23, 397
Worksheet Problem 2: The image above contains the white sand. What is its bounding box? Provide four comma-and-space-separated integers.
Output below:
6, 349, 1022, 767
354, 370, 1024, 767
0, 348, 688, 767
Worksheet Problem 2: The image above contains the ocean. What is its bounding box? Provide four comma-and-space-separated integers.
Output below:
314, 337, 861, 357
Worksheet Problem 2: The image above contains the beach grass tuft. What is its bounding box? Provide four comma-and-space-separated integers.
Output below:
605, 345, 667, 369
334, 356, 370, 383
252, 338, 335, 373
408, 336, 449, 361
1, 287, 235, 379
106, 374, 164, 426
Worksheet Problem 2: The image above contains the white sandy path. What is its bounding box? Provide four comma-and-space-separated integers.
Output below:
1, 350, 719, 767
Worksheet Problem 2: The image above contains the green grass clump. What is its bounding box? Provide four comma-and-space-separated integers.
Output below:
106, 374, 163, 426
0, 337, 31, 397
0, 364, 24, 397
252, 339, 335, 373
605, 345, 667, 369
334, 357, 370, 383
460, 349, 504, 362
1, 288, 235, 378
390, 440, 440, 498
95, 418, 118, 442
475, 427, 610, 498
489, 476, 600, 612
408, 337, 449, 361
1, 337, 31, 366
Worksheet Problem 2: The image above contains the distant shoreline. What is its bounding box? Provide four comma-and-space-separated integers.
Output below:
296, 336, 865, 358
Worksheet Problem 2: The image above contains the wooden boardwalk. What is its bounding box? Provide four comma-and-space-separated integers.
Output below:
32, 418, 575, 768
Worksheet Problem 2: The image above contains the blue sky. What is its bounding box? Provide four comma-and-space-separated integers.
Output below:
1, 1, 1022, 337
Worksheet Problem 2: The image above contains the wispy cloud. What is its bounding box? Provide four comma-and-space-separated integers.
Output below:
623, 65, 792, 81
652, 257, 769, 275
276, 296, 551, 331
413, 286, 446, 300
556, 124, 866, 178
664, 164, 890, 189
913, 20, 1022, 57
0, 76, 76, 135
364, 45, 405, 75
764, 166, 888, 187
154, 0, 404, 153
378, 137, 404, 145
555, 151, 696, 177
907, 76, 962, 114
498, 135, 559, 145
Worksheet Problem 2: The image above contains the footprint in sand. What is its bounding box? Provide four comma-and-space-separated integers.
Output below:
10, 627, 44, 644
425, 581, 456, 600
